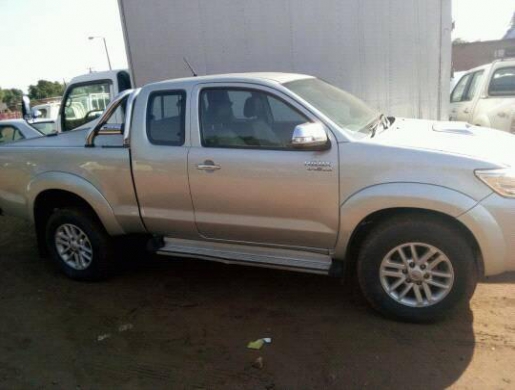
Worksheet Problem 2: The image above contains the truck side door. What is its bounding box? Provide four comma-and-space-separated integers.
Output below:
187, 83, 340, 250
130, 86, 197, 238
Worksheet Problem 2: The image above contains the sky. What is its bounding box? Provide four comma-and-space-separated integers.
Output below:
0, 0, 513, 92
452, 0, 514, 42
0, 0, 127, 91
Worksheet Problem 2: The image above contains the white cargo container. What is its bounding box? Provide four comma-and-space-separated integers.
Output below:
118, 0, 451, 120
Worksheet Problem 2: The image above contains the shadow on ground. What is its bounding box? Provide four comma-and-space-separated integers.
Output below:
0, 217, 475, 389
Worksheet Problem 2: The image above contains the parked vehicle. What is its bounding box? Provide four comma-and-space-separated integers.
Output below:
0, 119, 44, 144
450, 58, 515, 133
2, 73, 514, 322
32, 102, 60, 120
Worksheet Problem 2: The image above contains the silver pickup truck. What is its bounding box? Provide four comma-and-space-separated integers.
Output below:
1, 73, 515, 322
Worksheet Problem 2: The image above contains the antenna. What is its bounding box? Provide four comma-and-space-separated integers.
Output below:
183, 57, 198, 77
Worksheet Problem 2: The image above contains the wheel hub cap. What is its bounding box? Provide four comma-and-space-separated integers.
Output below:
55, 224, 93, 271
379, 242, 455, 307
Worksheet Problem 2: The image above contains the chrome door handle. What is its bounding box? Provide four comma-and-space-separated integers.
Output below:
197, 161, 221, 171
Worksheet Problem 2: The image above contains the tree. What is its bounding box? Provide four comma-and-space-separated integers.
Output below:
28, 80, 65, 100
452, 38, 468, 45
0, 88, 23, 110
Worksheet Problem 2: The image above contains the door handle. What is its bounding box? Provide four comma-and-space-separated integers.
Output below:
463, 108, 470, 114
197, 160, 221, 171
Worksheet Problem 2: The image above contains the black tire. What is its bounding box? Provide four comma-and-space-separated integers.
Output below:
357, 214, 478, 322
45, 208, 113, 281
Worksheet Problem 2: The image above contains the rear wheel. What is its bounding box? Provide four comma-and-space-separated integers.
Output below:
45, 208, 113, 281
357, 215, 478, 322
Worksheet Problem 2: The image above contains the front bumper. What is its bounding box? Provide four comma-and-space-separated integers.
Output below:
459, 193, 515, 276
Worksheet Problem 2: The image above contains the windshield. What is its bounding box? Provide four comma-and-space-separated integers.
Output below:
31, 121, 56, 135
283, 78, 378, 132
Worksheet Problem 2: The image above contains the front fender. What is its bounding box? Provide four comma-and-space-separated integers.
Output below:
27, 171, 125, 235
333, 183, 481, 259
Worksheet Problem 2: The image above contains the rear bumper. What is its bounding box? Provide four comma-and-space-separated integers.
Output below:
459, 193, 515, 276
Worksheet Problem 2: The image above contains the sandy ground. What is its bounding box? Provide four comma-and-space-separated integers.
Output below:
0, 215, 514, 390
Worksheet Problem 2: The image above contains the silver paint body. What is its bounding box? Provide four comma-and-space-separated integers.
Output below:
1, 73, 514, 276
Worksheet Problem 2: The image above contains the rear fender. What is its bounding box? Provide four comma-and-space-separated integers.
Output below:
27, 171, 124, 235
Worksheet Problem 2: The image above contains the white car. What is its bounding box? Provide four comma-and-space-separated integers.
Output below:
0, 119, 44, 144
450, 58, 515, 133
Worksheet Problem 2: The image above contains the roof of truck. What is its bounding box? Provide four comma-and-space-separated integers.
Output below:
148, 72, 314, 87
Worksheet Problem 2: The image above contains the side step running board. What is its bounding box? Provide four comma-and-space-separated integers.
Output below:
156, 237, 332, 275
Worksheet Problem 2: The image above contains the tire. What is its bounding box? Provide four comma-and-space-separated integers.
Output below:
45, 208, 113, 281
357, 214, 478, 322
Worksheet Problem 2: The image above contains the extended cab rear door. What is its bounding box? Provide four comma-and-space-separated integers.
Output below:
129, 83, 197, 238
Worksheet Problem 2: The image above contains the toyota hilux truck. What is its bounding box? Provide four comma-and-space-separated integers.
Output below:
450, 58, 515, 133
2, 73, 515, 322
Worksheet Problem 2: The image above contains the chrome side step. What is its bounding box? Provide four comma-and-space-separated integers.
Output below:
157, 237, 332, 275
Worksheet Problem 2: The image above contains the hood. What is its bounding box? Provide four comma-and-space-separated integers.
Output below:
373, 118, 515, 167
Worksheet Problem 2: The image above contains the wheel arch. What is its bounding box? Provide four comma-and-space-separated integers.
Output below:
28, 172, 124, 236
334, 183, 484, 275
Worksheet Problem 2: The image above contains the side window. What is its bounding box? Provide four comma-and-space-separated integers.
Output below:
489, 67, 515, 96
62, 81, 112, 132
464, 70, 484, 101
0, 125, 24, 144
451, 73, 472, 103
147, 90, 186, 146
199, 88, 310, 149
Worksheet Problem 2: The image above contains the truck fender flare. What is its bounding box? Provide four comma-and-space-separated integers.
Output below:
27, 171, 125, 235
333, 182, 479, 259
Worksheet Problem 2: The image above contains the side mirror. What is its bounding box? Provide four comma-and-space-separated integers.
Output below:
31, 109, 42, 119
291, 122, 330, 150
21, 95, 32, 120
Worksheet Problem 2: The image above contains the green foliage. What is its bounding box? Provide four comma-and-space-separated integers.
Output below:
0, 87, 23, 110
28, 80, 65, 100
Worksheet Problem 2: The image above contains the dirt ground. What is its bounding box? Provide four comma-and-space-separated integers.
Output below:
0, 216, 514, 390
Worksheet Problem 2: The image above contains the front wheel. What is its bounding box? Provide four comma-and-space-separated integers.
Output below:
45, 208, 113, 281
357, 215, 478, 322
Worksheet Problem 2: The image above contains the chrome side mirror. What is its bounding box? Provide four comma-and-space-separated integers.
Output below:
21, 95, 32, 120
291, 122, 330, 150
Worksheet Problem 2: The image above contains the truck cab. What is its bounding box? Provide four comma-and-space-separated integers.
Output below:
450, 58, 515, 133
56, 69, 132, 132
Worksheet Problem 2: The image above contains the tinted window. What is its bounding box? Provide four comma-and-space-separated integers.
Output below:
200, 88, 309, 149
464, 70, 484, 101
451, 73, 472, 103
489, 67, 515, 96
0, 125, 24, 144
32, 121, 57, 135
147, 91, 186, 146
62, 81, 112, 131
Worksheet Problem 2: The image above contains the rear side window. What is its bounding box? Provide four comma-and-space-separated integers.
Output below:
489, 67, 515, 96
147, 90, 186, 146
0, 125, 24, 144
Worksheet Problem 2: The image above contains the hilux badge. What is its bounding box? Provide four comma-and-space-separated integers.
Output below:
305, 161, 333, 171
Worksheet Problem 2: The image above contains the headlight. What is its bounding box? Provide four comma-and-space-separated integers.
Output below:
475, 168, 515, 198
